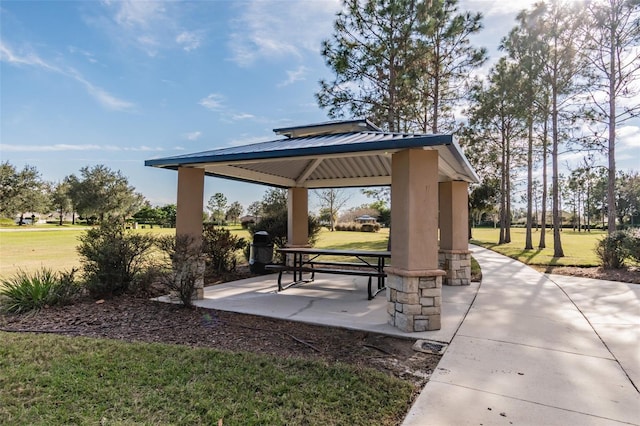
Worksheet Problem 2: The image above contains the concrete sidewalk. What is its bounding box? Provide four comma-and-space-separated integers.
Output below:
404, 245, 640, 426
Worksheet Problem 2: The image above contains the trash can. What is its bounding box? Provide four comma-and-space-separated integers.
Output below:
249, 231, 273, 274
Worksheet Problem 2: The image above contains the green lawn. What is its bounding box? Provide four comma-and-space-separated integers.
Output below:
0, 332, 412, 425
0, 228, 175, 279
470, 227, 606, 267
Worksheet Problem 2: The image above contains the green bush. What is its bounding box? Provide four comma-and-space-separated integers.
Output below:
202, 225, 246, 274
249, 214, 321, 250
156, 234, 205, 307
0, 268, 81, 313
77, 221, 156, 297
625, 229, 640, 264
595, 231, 629, 269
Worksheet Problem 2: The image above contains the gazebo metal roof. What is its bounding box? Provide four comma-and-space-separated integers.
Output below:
145, 120, 479, 189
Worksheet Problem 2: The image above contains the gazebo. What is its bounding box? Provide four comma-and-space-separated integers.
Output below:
145, 119, 478, 332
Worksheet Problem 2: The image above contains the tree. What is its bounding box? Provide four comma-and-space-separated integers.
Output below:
68, 165, 145, 223
159, 204, 177, 228
226, 201, 244, 225
503, 7, 549, 249
525, 1, 588, 257
0, 162, 49, 223
616, 171, 640, 226
317, 0, 421, 131
316, 0, 486, 132
207, 193, 228, 224
411, 0, 487, 132
261, 188, 288, 217
314, 188, 350, 231
583, 0, 640, 234
51, 181, 72, 226
465, 57, 526, 244
247, 201, 263, 218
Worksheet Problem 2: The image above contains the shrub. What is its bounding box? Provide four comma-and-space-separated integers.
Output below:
249, 214, 321, 250
0, 268, 81, 313
202, 225, 247, 274
624, 229, 640, 264
156, 234, 205, 307
77, 221, 156, 297
595, 231, 629, 269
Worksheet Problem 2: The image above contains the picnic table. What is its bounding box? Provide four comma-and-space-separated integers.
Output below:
266, 247, 391, 300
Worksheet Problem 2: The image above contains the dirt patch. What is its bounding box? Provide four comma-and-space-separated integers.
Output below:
529, 265, 640, 284
0, 294, 440, 389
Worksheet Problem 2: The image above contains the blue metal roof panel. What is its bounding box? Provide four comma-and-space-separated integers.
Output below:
145, 132, 452, 167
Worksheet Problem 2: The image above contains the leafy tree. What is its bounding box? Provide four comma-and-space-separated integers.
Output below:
68, 165, 145, 223
50, 181, 72, 226
616, 171, 640, 226
261, 188, 288, 217
133, 205, 164, 227
207, 193, 228, 224
159, 204, 177, 228
247, 201, 263, 218
0, 162, 49, 223
226, 201, 244, 225
314, 188, 350, 231
583, 0, 640, 234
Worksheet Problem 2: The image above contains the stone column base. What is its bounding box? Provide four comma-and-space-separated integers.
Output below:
385, 267, 445, 332
438, 250, 471, 286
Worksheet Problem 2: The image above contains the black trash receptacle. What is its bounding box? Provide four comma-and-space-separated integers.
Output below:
250, 231, 274, 274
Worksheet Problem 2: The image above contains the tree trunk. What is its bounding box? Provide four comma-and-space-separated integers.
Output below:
552, 82, 564, 257
539, 116, 548, 249
607, 22, 616, 234
525, 114, 534, 249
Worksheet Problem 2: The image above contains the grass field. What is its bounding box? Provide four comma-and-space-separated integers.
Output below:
0, 332, 412, 425
0, 226, 387, 279
3, 225, 606, 279
470, 227, 606, 267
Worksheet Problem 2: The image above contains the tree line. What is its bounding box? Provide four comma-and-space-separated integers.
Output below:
317, 0, 639, 256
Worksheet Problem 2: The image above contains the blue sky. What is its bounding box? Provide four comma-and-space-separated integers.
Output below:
1, 0, 638, 214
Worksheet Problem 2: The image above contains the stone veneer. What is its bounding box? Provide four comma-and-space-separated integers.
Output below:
438, 249, 471, 286
385, 267, 446, 332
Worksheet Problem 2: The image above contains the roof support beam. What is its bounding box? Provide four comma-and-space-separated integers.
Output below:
295, 158, 323, 185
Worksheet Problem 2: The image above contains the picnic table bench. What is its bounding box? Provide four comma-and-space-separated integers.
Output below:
265, 247, 391, 300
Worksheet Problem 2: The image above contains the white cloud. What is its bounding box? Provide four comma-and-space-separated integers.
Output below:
176, 31, 202, 52
461, 0, 539, 17
618, 125, 640, 148
228, 0, 340, 67
185, 131, 202, 141
96, 1, 204, 56
0, 143, 163, 152
1, 41, 135, 112
278, 66, 308, 87
199, 93, 225, 110
231, 113, 255, 120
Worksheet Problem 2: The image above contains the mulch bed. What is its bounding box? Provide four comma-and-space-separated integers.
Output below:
0, 292, 441, 388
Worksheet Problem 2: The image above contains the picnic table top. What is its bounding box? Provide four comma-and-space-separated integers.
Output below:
276, 247, 391, 257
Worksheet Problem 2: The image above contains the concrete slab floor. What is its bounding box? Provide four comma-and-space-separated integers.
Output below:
186, 272, 480, 343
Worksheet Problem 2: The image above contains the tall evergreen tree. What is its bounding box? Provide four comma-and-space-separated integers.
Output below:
465, 58, 527, 244
524, 1, 588, 257
583, 0, 640, 233
317, 0, 485, 132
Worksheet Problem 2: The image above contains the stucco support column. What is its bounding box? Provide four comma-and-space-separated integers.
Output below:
285, 187, 309, 266
386, 149, 445, 332
439, 181, 471, 286
175, 167, 205, 299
